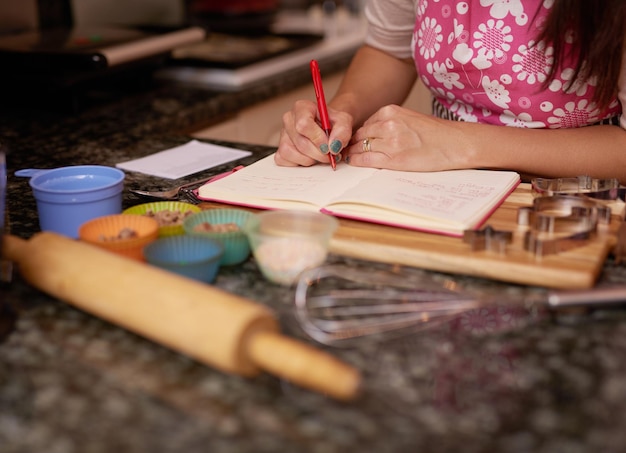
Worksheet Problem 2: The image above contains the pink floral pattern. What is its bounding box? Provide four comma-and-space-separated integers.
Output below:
411, 0, 621, 128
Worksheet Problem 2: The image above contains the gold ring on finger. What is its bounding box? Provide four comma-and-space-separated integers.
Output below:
362, 137, 373, 152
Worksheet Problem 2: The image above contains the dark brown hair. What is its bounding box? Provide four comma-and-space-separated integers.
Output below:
538, 0, 625, 109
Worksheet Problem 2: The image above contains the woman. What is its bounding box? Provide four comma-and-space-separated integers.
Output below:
275, 0, 626, 183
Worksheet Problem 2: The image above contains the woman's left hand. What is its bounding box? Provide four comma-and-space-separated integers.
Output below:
344, 104, 470, 171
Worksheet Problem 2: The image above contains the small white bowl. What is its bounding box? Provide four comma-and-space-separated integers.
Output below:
243, 210, 339, 286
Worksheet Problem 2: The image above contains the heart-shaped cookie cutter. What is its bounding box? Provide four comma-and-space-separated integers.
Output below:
517, 194, 612, 257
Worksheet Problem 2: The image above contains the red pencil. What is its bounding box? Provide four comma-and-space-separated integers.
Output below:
310, 59, 337, 171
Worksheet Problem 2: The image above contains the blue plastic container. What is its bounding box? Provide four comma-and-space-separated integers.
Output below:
144, 235, 224, 283
26, 165, 125, 238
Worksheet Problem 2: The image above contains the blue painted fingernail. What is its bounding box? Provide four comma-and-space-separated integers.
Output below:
344, 156, 350, 164
320, 143, 329, 154
330, 140, 342, 154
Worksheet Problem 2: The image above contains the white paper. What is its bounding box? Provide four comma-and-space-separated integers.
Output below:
116, 140, 252, 179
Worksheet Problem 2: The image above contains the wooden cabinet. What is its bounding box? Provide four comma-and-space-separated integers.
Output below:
192, 73, 432, 146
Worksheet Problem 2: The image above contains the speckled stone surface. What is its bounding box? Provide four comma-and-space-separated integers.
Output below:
2, 64, 626, 453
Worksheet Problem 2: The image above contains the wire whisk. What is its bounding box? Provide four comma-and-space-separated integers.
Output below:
294, 265, 483, 345
294, 265, 626, 346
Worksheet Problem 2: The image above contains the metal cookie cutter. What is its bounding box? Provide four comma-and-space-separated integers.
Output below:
532, 175, 626, 202
517, 194, 612, 257
463, 225, 513, 254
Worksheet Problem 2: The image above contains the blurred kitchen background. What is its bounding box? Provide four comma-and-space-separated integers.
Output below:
0, 0, 364, 36
0, 0, 429, 145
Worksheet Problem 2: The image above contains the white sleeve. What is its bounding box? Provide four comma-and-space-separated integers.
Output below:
364, 0, 417, 59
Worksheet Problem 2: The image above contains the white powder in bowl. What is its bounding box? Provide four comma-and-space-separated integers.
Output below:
254, 237, 327, 285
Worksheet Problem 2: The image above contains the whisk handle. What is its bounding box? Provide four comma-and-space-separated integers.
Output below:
547, 286, 626, 308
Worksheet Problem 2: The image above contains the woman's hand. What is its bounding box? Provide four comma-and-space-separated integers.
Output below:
345, 104, 470, 171
275, 99, 354, 167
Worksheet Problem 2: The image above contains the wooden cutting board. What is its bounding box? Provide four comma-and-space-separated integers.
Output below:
200, 184, 624, 289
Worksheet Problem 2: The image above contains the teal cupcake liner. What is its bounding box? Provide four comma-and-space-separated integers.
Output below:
183, 208, 254, 265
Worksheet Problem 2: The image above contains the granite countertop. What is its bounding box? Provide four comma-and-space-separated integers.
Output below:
2, 61, 626, 453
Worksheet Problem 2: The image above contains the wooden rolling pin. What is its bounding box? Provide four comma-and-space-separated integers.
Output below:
2, 232, 361, 401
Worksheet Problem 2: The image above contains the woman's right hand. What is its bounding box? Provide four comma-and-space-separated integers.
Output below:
274, 99, 354, 167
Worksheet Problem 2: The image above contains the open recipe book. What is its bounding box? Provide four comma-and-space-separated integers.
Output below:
197, 154, 520, 237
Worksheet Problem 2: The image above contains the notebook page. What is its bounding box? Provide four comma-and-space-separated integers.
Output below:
197, 154, 378, 209
324, 168, 520, 232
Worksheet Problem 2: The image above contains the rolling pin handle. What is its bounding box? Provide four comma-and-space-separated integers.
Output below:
247, 330, 361, 402
2, 235, 27, 262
